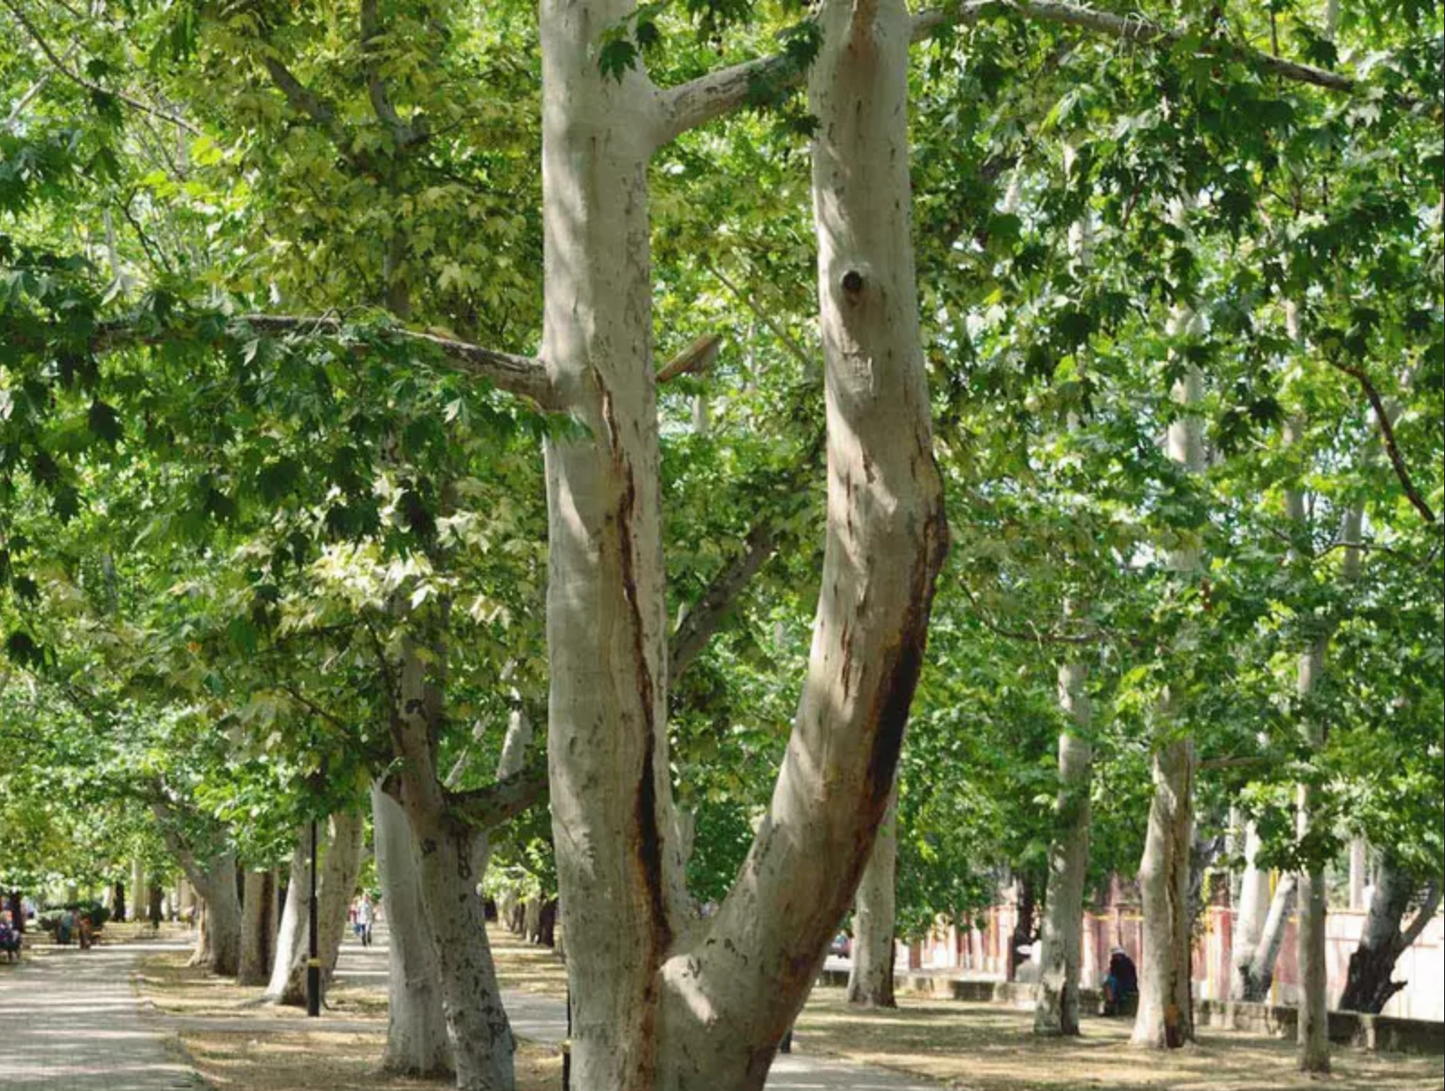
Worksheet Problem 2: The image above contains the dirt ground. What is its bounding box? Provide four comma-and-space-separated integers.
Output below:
130, 932, 560, 1091
125, 923, 1442, 1091
791, 988, 1445, 1091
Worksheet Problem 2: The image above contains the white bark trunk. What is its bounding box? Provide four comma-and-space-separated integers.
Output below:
373, 781, 452, 1077
539, 1, 685, 1083
1132, 354, 1201, 1050
539, 0, 943, 1080
1248, 873, 1298, 1001
266, 828, 312, 1002
1035, 661, 1092, 1036
271, 813, 360, 1005
1230, 822, 1275, 1000
848, 780, 899, 1008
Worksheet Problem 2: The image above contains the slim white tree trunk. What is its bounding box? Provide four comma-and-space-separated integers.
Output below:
1133, 350, 1201, 1050
373, 781, 452, 1077
266, 828, 312, 1002
848, 780, 899, 1008
1294, 641, 1331, 1071
272, 813, 361, 1005
1035, 661, 1093, 1035
1283, 407, 1330, 1072
1230, 822, 1278, 1000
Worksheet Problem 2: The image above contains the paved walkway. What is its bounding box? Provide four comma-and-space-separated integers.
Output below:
0, 941, 202, 1090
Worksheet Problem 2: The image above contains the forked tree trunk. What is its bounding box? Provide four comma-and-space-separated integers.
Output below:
391, 633, 514, 1091
267, 827, 314, 1002
1230, 822, 1278, 1001
373, 781, 452, 1077
540, 0, 945, 1082
1132, 347, 1201, 1051
272, 813, 363, 1006
238, 869, 279, 986
1338, 857, 1442, 1014
848, 780, 899, 1008
1035, 661, 1093, 1036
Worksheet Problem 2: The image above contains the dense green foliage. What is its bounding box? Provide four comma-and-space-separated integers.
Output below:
2, 0, 1440, 962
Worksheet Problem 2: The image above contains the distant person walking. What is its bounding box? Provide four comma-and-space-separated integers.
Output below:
353, 893, 374, 947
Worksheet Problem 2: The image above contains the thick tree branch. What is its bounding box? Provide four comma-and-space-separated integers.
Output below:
446, 762, 548, 831
1399, 880, 1442, 950
1329, 361, 1437, 526
257, 52, 352, 151
669, 518, 782, 680
86, 313, 559, 410
657, 333, 722, 383
659, 0, 1375, 143
2, 0, 201, 134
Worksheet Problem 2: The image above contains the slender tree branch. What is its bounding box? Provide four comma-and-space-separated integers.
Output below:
659, 0, 1378, 144
275, 680, 352, 732
669, 433, 825, 679
1329, 360, 1437, 526
1, 0, 201, 134
705, 260, 815, 375
959, 578, 1101, 646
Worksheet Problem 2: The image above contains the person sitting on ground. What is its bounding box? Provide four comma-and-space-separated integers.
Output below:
1102, 946, 1138, 1015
